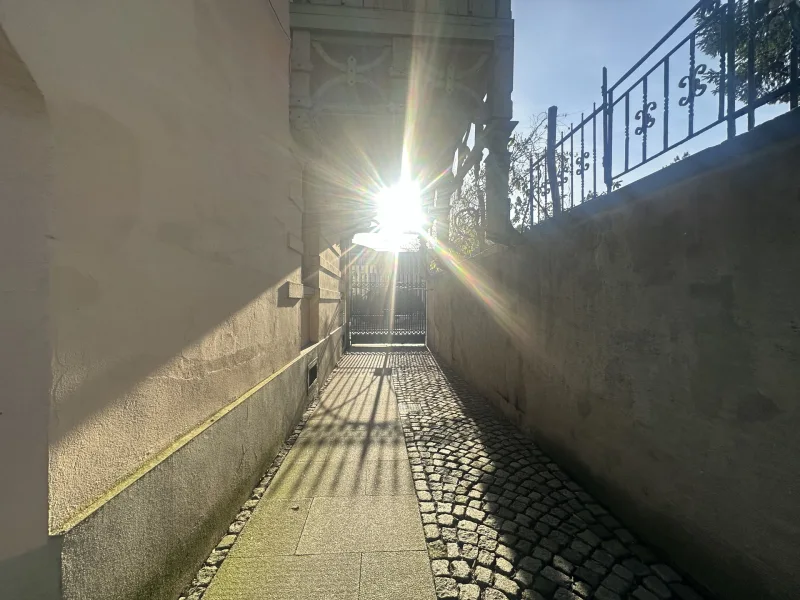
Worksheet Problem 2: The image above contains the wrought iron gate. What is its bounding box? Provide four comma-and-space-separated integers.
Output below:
348, 249, 426, 345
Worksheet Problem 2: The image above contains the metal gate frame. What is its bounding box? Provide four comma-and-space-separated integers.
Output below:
348, 249, 426, 345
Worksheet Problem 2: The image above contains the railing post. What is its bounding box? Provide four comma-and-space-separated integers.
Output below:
746, 0, 756, 130
602, 67, 613, 194
726, 0, 737, 139
791, 0, 799, 109
547, 106, 562, 214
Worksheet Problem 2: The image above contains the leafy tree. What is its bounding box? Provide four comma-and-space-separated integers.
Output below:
696, 0, 799, 103
440, 113, 551, 260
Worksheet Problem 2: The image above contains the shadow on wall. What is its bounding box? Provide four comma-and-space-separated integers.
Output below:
0, 0, 332, 533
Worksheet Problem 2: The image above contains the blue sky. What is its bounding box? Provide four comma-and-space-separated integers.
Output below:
512, 0, 700, 123
511, 0, 786, 186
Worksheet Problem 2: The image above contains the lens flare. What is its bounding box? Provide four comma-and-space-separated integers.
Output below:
354, 179, 425, 252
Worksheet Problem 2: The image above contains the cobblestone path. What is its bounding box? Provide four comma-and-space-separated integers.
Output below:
389, 350, 707, 600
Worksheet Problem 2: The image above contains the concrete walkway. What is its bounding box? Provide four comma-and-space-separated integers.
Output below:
201, 350, 436, 600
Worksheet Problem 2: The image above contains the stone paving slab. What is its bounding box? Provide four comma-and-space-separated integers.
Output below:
226, 498, 311, 557
262, 459, 369, 498
296, 494, 427, 554
385, 350, 709, 600
204, 554, 361, 600
363, 458, 416, 495
360, 551, 436, 600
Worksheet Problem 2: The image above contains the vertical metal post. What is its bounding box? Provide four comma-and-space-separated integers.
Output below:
528, 153, 534, 227
642, 77, 649, 162
747, 0, 756, 130
546, 106, 562, 214
727, 0, 737, 139
719, 6, 727, 120
569, 124, 574, 208
543, 153, 549, 217
625, 93, 630, 171
791, 1, 799, 109
688, 35, 697, 137
580, 116, 586, 203
560, 131, 566, 201
664, 57, 670, 151
592, 103, 598, 198
602, 67, 613, 194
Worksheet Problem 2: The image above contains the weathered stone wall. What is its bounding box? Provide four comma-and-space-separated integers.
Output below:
427, 111, 800, 600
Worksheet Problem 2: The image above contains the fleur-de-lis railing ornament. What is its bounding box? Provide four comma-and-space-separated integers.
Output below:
635, 101, 657, 135
679, 64, 708, 106
575, 151, 590, 176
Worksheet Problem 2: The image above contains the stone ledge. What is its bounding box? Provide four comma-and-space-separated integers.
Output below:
319, 288, 342, 300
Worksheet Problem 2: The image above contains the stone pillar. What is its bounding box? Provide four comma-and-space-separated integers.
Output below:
341, 236, 353, 350
485, 33, 517, 243
301, 162, 323, 344
290, 29, 317, 148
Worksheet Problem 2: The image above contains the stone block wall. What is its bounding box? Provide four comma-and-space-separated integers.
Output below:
427, 111, 800, 600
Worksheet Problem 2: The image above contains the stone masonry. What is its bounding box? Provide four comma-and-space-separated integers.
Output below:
389, 350, 708, 600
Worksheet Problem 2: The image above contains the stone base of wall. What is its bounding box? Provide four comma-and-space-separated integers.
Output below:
55, 328, 343, 600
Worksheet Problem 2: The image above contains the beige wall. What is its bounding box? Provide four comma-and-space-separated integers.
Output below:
0, 22, 61, 598
428, 114, 800, 600
0, 0, 316, 531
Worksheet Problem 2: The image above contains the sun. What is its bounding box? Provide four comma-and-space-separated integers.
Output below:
375, 179, 425, 236
354, 179, 426, 252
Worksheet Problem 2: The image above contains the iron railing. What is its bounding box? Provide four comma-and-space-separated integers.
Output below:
527, 0, 799, 227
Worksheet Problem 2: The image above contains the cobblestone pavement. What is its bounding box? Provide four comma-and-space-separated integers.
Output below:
388, 350, 707, 600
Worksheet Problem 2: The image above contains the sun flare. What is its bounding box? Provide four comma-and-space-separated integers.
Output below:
354, 179, 426, 252
376, 179, 424, 235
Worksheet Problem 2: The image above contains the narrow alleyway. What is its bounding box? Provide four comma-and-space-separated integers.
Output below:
181, 350, 707, 600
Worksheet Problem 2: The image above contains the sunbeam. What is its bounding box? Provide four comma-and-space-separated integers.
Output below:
421, 231, 533, 351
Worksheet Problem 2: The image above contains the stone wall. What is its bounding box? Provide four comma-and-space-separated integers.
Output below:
427, 111, 800, 600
